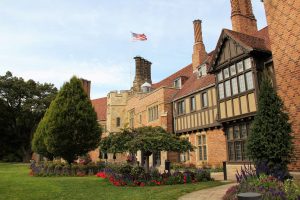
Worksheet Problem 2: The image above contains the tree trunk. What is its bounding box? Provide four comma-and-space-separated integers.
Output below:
145, 156, 150, 173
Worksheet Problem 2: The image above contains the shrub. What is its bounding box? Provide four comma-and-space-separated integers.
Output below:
131, 166, 145, 179
247, 78, 293, 181
195, 169, 212, 182
119, 164, 133, 175
96, 163, 212, 187
29, 161, 104, 177
223, 166, 300, 200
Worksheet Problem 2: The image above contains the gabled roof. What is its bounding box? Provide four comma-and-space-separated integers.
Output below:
152, 64, 193, 89
225, 29, 271, 52
209, 27, 271, 71
91, 97, 107, 121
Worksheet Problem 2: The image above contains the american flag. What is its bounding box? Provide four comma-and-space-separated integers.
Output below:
131, 32, 147, 41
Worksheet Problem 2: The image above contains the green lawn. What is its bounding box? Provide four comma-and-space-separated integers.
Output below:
0, 163, 225, 200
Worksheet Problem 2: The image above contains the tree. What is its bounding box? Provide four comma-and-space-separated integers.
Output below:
0, 71, 57, 162
246, 77, 293, 180
100, 126, 194, 172
31, 114, 54, 159
34, 76, 101, 163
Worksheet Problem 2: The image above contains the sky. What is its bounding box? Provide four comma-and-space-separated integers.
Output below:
0, 0, 267, 99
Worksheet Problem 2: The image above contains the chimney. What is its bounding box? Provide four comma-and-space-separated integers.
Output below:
80, 78, 91, 99
133, 56, 143, 92
231, 0, 258, 35
144, 60, 152, 84
192, 20, 207, 72
141, 58, 146, 83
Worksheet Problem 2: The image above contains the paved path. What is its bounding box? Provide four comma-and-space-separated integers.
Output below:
178, 182, 237, 200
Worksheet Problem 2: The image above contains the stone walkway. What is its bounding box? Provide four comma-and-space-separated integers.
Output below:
178, 182, 237, 200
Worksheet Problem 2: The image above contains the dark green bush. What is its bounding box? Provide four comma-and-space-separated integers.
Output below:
131, 166, 145, 179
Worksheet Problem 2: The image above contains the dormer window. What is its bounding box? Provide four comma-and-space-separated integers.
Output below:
198, 64, 207, 77
174, 78, 181, 89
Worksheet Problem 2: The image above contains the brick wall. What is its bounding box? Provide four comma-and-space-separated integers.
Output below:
207, 129, 227, 168
263, 0, 300, 170
182, 129, 226, 168
126, 87, 178, 132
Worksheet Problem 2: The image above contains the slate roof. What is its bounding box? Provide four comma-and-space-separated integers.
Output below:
152, 64, 193, 90
225, 27, 271, 52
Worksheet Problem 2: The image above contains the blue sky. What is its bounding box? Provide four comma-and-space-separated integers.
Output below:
0, 0, 267, 99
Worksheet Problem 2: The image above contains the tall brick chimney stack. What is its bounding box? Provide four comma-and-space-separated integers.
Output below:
145, 60, 152, 84
80, 78, 91, 99
192, 20, 207, 72
231, 0, 258, 35
133, 56, 142, 92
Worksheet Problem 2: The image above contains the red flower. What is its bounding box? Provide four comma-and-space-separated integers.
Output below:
140, 182, 145, 187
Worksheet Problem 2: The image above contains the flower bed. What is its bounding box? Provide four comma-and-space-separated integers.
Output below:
96, 164, 213, 187
223, 166, 300, 200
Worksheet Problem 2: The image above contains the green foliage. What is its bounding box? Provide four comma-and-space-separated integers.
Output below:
130, 165, 146, 179
0, 71, 57, 162
246, 77, 293, 178
223, 174, 300, 200
32, 115, 54, 159
33, 76, 101, 163
127, 126, 194, 156
99, 126, 194, 172
30, 160, 106, 176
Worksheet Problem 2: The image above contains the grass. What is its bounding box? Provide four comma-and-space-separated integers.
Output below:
0, 163, 225, 200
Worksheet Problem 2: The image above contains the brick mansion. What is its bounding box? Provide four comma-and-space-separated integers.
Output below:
82, 0, 300, 176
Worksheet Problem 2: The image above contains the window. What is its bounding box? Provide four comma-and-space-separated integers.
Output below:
201, 92, 208, 107
238, 75, 246, 92
245, 72, 254, 90
244, 58, 252, 70
180, 151, 190, 162
217, 57, 255, 100
218, 71, 223, 81
230, 64, 236, 76
226, 123, 250, 162
225, 80, 231, 97
174, 78, 181, 89
218, 83, 224, 99
198, 134, 207, 161
148, 105, 158, 122
180, 139, 190, 162
116, 117, 121, 127
190, 96, 196, 111
153, 152, 161, 166
177, 100, 185, 115
129, 111, 134, 128
237, 61, 244, 73
198, 64, 207, 77
232, 77, 238, 95
233, 126, 239, 139
224, 68, 230, 79
241, 124, 247, 138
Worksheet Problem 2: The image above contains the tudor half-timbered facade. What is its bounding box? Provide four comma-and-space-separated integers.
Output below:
172, 20, 226, 168
209, 28, 272, 165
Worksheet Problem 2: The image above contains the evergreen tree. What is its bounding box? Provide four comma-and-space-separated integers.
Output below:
36, 76, 101, 163
246, 77, 293, 180
32, 113, 54, 159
